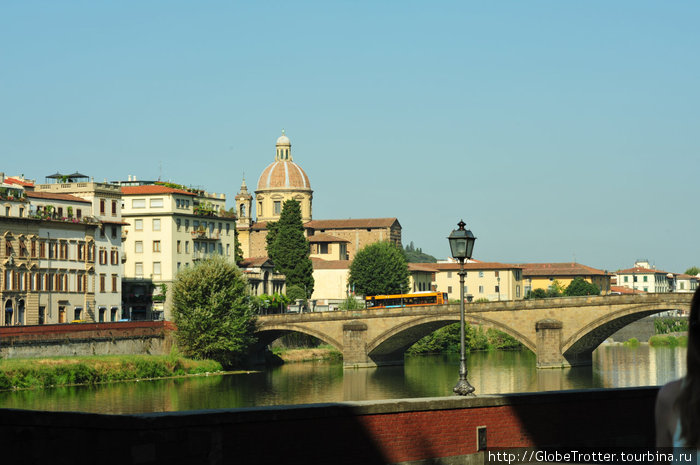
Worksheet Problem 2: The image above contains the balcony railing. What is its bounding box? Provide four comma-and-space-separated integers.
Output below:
191, 230, 220, 241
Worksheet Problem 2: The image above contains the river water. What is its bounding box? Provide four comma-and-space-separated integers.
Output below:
0, 344, 685, 414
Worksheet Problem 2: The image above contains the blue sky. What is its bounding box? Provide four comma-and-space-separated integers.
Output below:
2, 1, 698, 273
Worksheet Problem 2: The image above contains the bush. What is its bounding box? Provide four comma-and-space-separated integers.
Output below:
654, 317, 688, 335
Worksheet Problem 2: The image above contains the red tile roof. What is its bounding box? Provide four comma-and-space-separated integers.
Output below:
616, 266, 669, 275
305, 218, 400, 229
408, 263, 437, 273
675, 274, 699, 280
308, 233, 349, 243
239, 257, 272, 268
421, 262, 521, 271
311, 258, 351, 270
518, 262, 608, 277
610, 286, 646, 295
26, 192, 91, 203
5, 177, 34, 187
121, 185, 196, 196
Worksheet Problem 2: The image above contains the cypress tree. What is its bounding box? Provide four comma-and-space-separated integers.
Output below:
266, 200, 314, 297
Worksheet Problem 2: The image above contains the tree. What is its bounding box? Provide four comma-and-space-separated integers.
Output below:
265, 200, 314, 297
564, 277, 600, 296
349, 241, 410, 296
685, 266, 700, 277
403, 241, 438, 263
171, 255, 256, 367
526, 288, 548, 299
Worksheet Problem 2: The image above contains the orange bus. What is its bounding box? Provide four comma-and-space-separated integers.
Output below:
365, 291, 449, 309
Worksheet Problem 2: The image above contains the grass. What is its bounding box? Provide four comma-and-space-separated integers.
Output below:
272, 345, 343, 363
0, 354, 223, 391
648, 335, 688, 348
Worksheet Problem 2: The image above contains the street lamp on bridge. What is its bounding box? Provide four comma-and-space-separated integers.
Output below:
447, 220, 477, 396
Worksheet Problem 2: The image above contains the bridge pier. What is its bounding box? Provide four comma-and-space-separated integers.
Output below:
536, 319, 568, 368
342, 322, 375, 368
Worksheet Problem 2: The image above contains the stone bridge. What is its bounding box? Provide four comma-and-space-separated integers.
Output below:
255, 293, 693, 368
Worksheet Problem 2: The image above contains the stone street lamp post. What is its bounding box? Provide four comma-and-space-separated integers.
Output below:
447, 220, 477, 396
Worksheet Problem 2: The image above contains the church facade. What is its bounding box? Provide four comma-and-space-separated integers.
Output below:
235, 132, 402, 262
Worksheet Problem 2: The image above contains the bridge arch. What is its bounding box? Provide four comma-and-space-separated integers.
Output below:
254, 323, 343, 353
365, 314, 536, 363
562, 302, 690, 362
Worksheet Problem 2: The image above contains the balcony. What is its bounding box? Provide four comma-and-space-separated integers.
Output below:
191, 230, 220, 241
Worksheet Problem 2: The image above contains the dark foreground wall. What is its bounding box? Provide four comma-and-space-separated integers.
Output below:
0, 386, 658, 465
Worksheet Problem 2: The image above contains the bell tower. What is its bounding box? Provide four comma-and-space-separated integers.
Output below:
235, 177, 253, 229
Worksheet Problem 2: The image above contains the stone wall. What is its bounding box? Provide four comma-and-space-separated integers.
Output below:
0, 321, 175, 358
0, 386, 658, 464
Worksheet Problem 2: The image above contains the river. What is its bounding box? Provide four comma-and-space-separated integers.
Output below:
0, 343, 685, 414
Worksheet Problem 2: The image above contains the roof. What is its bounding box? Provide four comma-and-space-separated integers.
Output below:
305, 218, 400, 230
308, 233, 349, 243
616, 266, 670, 275
422, 262, 521, 271
4, 177, 34, 187
610, 286, 646, 295
238, 257, 272, 268
257, 160, 311, 191
120, 185, 196, 196
100, 220, 130, 226
311, 258, 351, 270
408, 263, 437, 273
518, 262, 608, 277
675, 274, 699, 280
25, 192, 91, 204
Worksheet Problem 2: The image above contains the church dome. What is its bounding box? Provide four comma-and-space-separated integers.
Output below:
257, 160, 311, 190
257, 131, 311, 191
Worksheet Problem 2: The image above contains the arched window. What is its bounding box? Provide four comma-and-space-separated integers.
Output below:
240, 204, 246, 218
4, 299, 13, 325
17, 299, 24, 325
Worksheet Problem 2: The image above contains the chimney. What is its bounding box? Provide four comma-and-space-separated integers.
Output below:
0, 172, 4, 183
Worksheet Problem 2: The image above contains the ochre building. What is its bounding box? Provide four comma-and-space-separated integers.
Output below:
236, 132, 402, 261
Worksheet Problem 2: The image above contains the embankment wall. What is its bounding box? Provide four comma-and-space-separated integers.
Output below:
0, 321, 175, 358
0, 386, 658, 464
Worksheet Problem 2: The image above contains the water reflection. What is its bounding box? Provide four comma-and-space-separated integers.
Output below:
0, 344, 687, 414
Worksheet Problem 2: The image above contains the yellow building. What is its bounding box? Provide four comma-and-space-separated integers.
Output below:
519, 262, 611, 295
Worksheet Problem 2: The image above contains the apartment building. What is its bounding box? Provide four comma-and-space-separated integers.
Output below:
518, 262, 611, 295
120, 184, 237, 320
423, 262, 525, 302
1, 177, 123, 325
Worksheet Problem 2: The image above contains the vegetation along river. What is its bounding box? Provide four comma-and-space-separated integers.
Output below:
0, 343, 685, 414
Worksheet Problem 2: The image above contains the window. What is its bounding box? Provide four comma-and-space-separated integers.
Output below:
99, 274, 106, 293
176, 219, 181, 231
57, 207, 63, 217
153, 262, 161, 278
76, 209, 82, 219
112, 200, 117, 216
495, 285, 500, 293
185, 241, 189, 253
319, 243, 329, 254
39, 241, 46, 258
38, 307, 45, 325
135, 262, 143, 278
100, 199, 105, 214
135, 241, 143, 253
177, 240, 181, 253
77, 274, 83, 292
226, 223, 230, 235
5, 206, 9, 216
447, 271, 452, 278
479, 271, 484, 278
447, 286, 453, 293
185, 219, 190, 231
226, 244, 230, 256
112, 274, 118, 293
48, 242, 56, 259
36, 273, 43, 291
99, 248, 107, 265
31, 240, 36, 258
150, 198, 164, 208
111, 249, 119, 265
134, 219, 143, 231
479, 285, 484, 293
111, 226, 117, 238
132, 199, 146, 208
19, 240, 27, 257
516, 285, 521, 298
624, 276, 629, 283
258, 202, 263, 216
153, 240, 161, 252
152, 219, 161, 231
177, 262, 181, 270
88, 243, 94, 261
643, 276, 648, 283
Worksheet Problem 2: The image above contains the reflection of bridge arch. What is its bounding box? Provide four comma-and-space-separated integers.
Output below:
365, 314, 536, 364
255, 294, 693, 368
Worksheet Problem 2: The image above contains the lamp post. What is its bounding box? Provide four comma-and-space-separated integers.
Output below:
448, 220, 477, 396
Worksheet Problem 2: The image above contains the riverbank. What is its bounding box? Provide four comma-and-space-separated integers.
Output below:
273, 345, 342, 363
0, 354, 223, 391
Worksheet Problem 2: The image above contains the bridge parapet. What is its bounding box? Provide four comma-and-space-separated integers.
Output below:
256, 293, 692, 368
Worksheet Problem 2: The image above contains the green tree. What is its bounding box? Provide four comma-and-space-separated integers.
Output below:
285, 284, 306, 303
171, 255, 256, 367
403, 241, 438, 263
349, 241, 410, 296
526, 288, 548, 299
234, 227, 244, 264
564, 277, 600, 296
685, 266, 700, 276
265, 200, 314, 297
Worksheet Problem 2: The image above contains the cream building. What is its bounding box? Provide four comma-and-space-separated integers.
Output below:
518, 262, 611, 295
2, 175, 124, 325
119, 184, 238, 321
